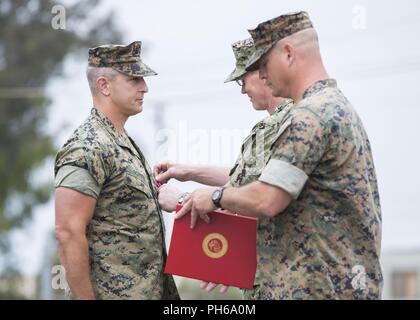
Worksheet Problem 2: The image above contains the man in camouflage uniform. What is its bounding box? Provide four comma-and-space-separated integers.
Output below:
176, 11, 383, 299
54, 41, 179, 300
225, 39, 293, 189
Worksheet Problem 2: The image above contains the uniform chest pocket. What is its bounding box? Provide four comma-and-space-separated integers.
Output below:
241, 131, 257, 160
113, 154, 155, 197
127, 171, 155, 198
242, 132, 266, 175
107, 170, 154, 205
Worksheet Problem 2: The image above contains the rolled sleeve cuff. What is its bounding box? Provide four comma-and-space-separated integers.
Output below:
55, 165, 100, 199
259, 159, 308, 199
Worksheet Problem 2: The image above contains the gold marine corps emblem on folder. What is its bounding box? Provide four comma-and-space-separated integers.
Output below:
202, 233, 228, 259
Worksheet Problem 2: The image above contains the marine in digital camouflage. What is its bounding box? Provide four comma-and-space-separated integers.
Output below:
224, 38, 255, 83
232, 79, 382, 300
54, 108, 179, 299
246, 11, 313, 72
226, 37, 295, 186
88, 41, 157, 77
229, 99, 294, 186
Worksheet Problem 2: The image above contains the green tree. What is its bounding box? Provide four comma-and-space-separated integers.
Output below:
0, 0, 121, 272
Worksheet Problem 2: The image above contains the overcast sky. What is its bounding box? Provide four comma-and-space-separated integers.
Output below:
10, 0, 420, 275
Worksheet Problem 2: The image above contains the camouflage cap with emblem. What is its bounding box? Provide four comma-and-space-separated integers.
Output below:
88, 41, 157, 77
245, 11, 313, 72
224, 38, 255, 83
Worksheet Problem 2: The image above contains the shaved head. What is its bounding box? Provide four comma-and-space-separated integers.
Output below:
276, 28, 320, 58
86, 67, 119, 95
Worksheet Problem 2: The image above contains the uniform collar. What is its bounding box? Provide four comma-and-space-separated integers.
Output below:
302, 79, 337, 100
274, 98, 293, 114
90, 107, 134, 151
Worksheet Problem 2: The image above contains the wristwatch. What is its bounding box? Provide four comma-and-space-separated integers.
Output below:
178, 192, 189, 205
211, 187, 226, 208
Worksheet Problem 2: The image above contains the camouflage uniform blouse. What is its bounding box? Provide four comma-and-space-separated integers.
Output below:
230, 80, 383, 300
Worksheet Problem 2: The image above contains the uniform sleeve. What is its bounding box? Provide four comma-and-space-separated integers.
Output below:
54, 142, 111, 191
55, 165, 101, 199
259, 111, 330, 199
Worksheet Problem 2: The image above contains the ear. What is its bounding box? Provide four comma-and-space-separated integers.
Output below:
283, 42, 296, 66
96, 76, 111, 96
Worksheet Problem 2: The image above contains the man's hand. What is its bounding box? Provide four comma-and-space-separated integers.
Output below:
158, 184, 183, 212
175, 187, 217, 229
154, 162, 192, 184
200, 281, 230, 294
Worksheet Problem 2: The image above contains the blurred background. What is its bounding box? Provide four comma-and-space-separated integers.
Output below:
0, 0, 419, 299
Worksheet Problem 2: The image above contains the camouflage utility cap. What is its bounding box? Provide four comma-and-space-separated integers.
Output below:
88, 41, 157, 77
246, 11, 313, 71
224, 38, 256, 83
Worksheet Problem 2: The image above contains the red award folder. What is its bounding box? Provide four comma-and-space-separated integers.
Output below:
164, 204, 257, 289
